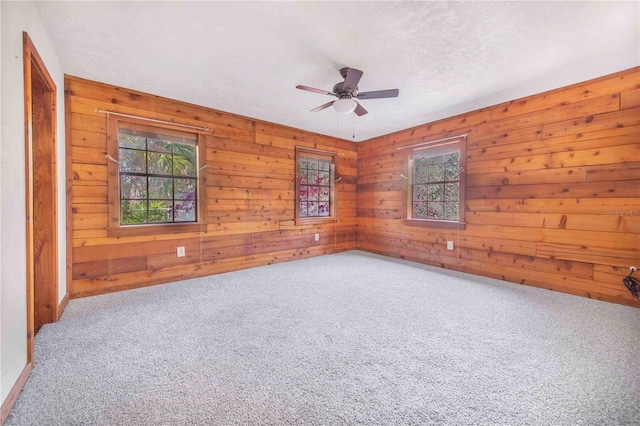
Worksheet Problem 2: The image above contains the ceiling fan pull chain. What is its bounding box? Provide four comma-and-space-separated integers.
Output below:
352, 112, 355, 139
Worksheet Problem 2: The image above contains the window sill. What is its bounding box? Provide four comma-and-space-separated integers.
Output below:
108, 222, 203, 237
295, 217, 337, 226
402, 219, 466, 230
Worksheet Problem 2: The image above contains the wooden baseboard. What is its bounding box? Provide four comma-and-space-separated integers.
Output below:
0, 362, 33, 425
57, 292, 69, 320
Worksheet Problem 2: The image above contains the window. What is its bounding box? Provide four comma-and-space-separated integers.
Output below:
107, 117, 206, 236
295, 147, 337, 224
404, 137, 466, 229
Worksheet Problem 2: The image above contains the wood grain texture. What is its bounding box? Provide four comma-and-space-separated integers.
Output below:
24, 32, 60, 365
68, 69, 639, 306
67, 75, 358, 297
357, 66, 640, 306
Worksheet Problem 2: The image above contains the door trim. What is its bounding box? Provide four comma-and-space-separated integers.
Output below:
23, 31, 58, 363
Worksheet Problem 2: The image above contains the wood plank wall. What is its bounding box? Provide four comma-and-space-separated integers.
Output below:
67, 68, 639, 307
357, 67, 640, 306
66, 76, 357, 297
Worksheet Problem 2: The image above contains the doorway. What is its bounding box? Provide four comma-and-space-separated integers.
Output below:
23, 32, 58, 362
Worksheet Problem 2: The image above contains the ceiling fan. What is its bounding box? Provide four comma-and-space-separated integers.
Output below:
296, 67, 399, 116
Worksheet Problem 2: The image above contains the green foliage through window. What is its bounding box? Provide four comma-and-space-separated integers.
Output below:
118, 128, 197, 225
411, 150, 460, 220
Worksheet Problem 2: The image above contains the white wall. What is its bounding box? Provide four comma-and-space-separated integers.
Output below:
1, 0, 66, 406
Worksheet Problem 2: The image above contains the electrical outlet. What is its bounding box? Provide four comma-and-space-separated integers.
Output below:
176, 246, 185, 257
446, 241, 454, 250
314, 233, 320, 242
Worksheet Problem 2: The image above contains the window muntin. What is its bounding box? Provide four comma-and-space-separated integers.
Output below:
405, 138, 466, 229
411, 149, 460, 221
118, 128, 198, 225
295, 148, 336, 223
299, 156, 332, 218
106, 115, 207, 237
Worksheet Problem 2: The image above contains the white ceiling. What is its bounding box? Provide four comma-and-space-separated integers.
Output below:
35, 1, 639, 142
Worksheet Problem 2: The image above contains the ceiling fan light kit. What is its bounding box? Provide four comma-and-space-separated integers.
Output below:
296, 67, 399, 117
333, 98, 357, 114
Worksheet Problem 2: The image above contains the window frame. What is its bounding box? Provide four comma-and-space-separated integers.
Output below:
107, 116, 207, 237
295, 147, 337, 225
403, 137, 466, 230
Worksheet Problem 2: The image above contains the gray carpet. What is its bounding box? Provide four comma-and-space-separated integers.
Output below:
6, 250, 640, 425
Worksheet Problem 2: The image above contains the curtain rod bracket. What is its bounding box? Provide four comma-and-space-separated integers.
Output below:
105, 154, 120, 164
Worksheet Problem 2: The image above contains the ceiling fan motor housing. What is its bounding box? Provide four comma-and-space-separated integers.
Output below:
333, 82, 357, 98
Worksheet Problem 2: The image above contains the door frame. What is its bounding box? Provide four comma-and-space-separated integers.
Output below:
23, 31, 59, 362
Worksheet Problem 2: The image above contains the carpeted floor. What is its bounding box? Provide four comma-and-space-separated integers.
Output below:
6, 251, 640, 425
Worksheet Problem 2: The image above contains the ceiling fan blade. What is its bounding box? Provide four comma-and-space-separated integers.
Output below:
354, 101, 368, 116
296, 85, 336, 96
343, 68, 363, 92
311, 100, 335, 112
356, 89, 399, 100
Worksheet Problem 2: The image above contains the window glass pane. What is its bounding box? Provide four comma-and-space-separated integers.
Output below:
308, 169, 319, 185
413, 185, 428, 202
428, 154, 445, 165
299, 171, 308, 185
148, 200, 172, 223
427, 184, 444, 201
318, 162, 330, 171
308, 186, 319, 201
121, 175, 147, 199
414, 157, 429, 167
174, 155, 196, 177
121, 200, 147, 224
174, 201, 196, 222
413, 202, 429, 219
318, 202, 330, 216
175, 178, 196, 200
149, 177, 173, 199
319, 187, 330, 202
300, 185, 309, 202
318, 171, 330, 186
148, 152, 173, 175
444, 183, 458, 202
427, 202, 444, 219
299, 202, 308, 217
308, 202, 318, 216
446, 151, 459, 163
413, 158, 428, 184
119, 135, 146, 150
174, 144, 196, 177
120, 149, 146, 173
175, 143, 195, 156
444, 161, 459, 181
427, 164, 444, 182
148, 138, 172, 153
444, 202, 459, 220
